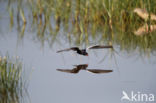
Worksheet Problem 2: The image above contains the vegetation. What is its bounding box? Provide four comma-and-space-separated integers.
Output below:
0, 55, 28, 103
0, 0, 155, 102
1, 0, 156, 56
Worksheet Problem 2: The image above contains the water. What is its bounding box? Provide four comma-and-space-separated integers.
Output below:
0, 1, 156, 103
0, 24, 155, 103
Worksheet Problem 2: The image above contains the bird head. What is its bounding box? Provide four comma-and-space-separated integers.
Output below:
85, 53, 88, 56
81, 49, 88, 56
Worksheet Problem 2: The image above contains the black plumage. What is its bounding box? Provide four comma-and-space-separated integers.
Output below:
57, 64, 113, 74
57, 45, 113, 56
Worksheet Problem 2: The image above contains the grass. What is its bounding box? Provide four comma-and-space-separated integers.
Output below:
0, 0, 156, 56
0, 55, 28, 103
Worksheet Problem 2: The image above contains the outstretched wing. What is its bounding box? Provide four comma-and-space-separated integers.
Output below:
57, 69, 74, 73
87, 45, 113, 50
57, 47, 79, 53
57, 68, 80, 74
86, 69, 113, 74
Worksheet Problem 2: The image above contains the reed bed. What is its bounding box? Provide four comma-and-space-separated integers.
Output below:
0, 55, 28, 103
1, 0, 156, 56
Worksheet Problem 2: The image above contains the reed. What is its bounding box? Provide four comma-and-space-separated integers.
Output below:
1, 0, 156, 56
0, 55, 27, 103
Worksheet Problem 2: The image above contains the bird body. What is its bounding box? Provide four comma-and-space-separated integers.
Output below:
77, 49, 88, 56
57, 45, 113, 56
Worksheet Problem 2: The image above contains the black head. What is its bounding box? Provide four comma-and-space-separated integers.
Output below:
81, 49, 88, 56
84, 52, 88, 56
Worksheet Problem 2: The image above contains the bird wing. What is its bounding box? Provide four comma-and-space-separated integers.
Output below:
57, 47, 79, 53
56, 69, 79, 74
87, 45, 113, 50
57, 69, 72, 73
86, 69, 113, 74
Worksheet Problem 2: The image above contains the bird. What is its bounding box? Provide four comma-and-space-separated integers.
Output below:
57, 45, 113, 56
133, 8, 156, 21
134, 24, 156, 36
57, 64, 113, 74
57, 64, 88, 74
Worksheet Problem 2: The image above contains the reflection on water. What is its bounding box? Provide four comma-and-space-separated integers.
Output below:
0, 0, 155, 56
0, 56, 29, 103
0, 0, 156, 103
57, 64, 88, 74
86, 69, 113, 74
134, 24, 156, 36
57, 64, 113, 74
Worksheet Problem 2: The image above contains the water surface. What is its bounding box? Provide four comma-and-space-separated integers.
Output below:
0, 1, 156, 103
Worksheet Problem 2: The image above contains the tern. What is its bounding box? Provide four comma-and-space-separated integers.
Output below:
57, 45, 113, 56
57, 64, 113, 74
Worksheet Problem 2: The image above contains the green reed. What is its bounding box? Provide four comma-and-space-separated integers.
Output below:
0, 55, 27, 103
1, 0, 156, 56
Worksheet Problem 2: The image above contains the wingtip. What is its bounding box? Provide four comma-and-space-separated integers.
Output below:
56, 51, 60, 53
56, 69, 60, 71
